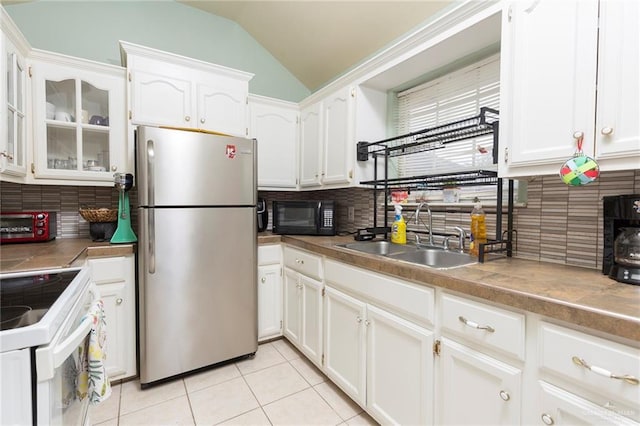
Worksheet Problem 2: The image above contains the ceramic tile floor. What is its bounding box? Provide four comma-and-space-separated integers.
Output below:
92, 339, 379, 426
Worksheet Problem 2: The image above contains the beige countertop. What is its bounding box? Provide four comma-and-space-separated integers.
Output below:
260, 233, 640, 343
4, 235, 638, 343
0, 238, 135, 273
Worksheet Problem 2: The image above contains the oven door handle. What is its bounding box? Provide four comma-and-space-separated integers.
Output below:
36, 284, 100, 382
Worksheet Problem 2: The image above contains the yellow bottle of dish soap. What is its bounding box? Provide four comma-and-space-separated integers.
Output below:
469, 201, 487, 256
391, 204, 407, 244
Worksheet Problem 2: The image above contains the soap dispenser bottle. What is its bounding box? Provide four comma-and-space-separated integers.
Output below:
391, 204, 407, 244
469, 200, 487, 256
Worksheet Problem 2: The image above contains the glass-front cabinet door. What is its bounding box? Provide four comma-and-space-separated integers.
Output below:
31, 52, 126, 184
1, 36, 27, 177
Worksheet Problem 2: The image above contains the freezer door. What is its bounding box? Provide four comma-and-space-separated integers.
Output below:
136, 126, 256, 207
138, 207, 257, 384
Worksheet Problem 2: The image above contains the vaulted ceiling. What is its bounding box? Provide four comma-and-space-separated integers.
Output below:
179, 1, 453, 91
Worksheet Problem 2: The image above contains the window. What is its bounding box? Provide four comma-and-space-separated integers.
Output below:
393, 54, 510, 202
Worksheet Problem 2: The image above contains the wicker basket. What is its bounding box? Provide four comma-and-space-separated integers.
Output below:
79, 208, 118, 223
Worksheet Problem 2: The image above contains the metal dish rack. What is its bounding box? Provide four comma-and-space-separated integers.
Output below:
356, 107, 514, 262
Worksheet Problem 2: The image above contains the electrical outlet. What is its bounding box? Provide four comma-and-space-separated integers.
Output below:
348, 206, 355, 223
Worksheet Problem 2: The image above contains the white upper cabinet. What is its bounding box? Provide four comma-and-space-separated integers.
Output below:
321, 86, 354, 186
299, 102, 322, 187
298, 84, 385, 190
249, 95, 299, 190
120, 41, 253, 137
593, 0, 640, 164
30, 50, 127, 184
499, 0, 639, 177
1, 22, 28, 178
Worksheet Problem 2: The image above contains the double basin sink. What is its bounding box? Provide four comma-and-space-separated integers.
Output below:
337, 240, 477, 269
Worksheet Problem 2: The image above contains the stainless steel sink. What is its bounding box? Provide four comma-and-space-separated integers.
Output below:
339, 240, 411, 256
387, 248, 476, 269
336, 240, 476, 269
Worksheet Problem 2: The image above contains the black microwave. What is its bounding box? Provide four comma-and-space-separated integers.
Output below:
272, 200, 336, 236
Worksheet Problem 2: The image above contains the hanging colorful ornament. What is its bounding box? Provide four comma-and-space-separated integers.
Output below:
559, 132, 599, 186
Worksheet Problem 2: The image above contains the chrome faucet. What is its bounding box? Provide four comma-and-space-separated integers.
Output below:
414, 202, 434, 246
452, 226, 466, 253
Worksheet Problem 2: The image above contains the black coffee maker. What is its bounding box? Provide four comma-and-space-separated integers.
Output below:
603, 194, 640, 285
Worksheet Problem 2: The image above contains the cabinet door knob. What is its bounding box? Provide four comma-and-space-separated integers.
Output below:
541, 413, 554, 425
600, 127, 613, 136
356, 316, 362, 323
499, 390, 510, 401
185, 116, 191, 122
260, 277, 266, 283
116, 298, 123, 305
364, 319, 371, 326
111, 165, 117, 172
200, 118, 205, 124
572, 131, 584, 139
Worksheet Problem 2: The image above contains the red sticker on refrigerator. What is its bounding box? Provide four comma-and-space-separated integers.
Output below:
225, 144, 236, 159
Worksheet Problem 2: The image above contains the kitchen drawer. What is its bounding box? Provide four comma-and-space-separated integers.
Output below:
283, 246, 322, 280
258, 244, 281, 266
87, 256, 127, 284
539, 322, 640, 411
324, 259, 434, 326
440, 293, 525, 360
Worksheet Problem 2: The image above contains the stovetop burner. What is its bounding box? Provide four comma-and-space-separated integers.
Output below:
0, 270, 80, 331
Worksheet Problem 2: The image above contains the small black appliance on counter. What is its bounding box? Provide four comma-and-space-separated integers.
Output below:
257, 198, 268, 232
272, 200, 336, 236
603, 194, 640, 285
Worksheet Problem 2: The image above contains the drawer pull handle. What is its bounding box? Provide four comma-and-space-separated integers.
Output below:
541, 413, 554, 425
458, 316, 495, 333
116, 298, 123, 305
499, 390, 510, 401
295, 259, 305, 265
571, 356, 640, 385
356, 316, 362, 323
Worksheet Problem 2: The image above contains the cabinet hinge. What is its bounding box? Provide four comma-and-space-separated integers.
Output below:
246, 128, 249, 136
28, 66, 33, 78
348, 169, 353, 179
280, 320, 283, 330
321, 354, 325, 366
508, 6, 512, 22
128, 71, 132, 82
128, 110, 132, 120
504, 147, 509, 163
433, 339, 441, 356
350, 88, 356, 98
30, 162, 35, 174
322, 288, 326, 297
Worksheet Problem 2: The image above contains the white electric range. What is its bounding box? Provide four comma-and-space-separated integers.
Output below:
1, 267, 97, 425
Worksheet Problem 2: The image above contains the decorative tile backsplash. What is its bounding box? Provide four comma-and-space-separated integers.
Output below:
2, 169, 638, 271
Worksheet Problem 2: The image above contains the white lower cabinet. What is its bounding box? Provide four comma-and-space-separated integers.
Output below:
536, 321, 640, 424
257, 245, 283, 342
538, 381, 638, 425
439, 337, 522, 425
282, 247, 324, 366
86, 254, 136, 381
323, 260, 435, 425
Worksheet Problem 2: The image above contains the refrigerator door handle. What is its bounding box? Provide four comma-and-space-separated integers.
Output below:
148, 209, 156, 274
147, 138, 155, 207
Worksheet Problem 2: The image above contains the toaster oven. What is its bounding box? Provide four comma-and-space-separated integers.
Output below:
0, 212, 57, 243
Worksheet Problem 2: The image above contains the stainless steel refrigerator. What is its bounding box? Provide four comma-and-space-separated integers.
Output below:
136, 126, 257, 387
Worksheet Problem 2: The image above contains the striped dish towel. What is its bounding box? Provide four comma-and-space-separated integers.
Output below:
76, 299, 112, 404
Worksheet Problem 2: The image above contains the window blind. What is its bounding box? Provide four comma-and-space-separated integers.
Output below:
394, 54, 503, 200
